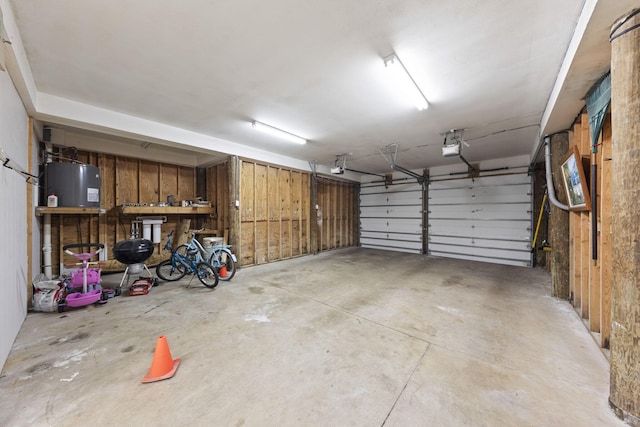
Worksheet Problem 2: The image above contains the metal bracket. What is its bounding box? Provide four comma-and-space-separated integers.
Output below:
378, 143, 427, 185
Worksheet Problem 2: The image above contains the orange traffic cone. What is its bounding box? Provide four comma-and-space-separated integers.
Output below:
142, 336, 181, 383
219, 265, 227, 278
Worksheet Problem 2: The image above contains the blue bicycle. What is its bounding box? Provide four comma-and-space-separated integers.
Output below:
156, 244, 219, 288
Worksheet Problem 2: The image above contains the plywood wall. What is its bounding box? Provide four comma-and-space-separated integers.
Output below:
206, 162, 230, 235
565, 108, 612, 349
43, 149, 359, 275
237, 160, 358, 267
317, 176, 358, 252
238, 160, 311, 266
46, 147, 226, 275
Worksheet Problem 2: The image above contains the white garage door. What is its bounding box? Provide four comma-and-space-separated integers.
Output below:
428, 173, 532, 267
360, 179, 424, 254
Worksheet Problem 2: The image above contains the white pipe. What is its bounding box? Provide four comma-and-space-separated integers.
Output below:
43, 213, 53, 279
544, 137, 569, 211
43, 143, 53, 278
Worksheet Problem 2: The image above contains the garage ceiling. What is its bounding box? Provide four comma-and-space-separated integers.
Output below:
3, 1, 636, 176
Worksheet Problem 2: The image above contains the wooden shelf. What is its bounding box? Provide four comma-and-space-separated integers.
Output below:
120, 206, 215, 215
35, 207, 106, 216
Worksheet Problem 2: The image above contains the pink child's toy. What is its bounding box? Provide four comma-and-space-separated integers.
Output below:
62, 243, 105, 308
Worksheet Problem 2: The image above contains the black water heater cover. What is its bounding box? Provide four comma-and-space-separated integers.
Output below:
45, 162, 101, 207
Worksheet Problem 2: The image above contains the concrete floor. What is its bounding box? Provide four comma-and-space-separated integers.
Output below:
0, 248, 623, 427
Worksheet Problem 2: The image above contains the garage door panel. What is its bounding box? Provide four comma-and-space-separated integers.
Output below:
361, 217, 422, 234
428, 250, 531, 267
429, 219, 530, 239
430, 174, 529, 189
429, 203, 530, 220
429, 235, 530, 252
429, 243, 530, 261
360, 180, 423, 253
361, 237, 422, 252
429, 185, 530, 205
385, 191, 422, 204
361, 231, 422, 242
428, 172, 532, 267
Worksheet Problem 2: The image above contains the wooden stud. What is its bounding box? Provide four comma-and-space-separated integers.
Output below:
580, 110, 590, 319
600, 112, 613, 348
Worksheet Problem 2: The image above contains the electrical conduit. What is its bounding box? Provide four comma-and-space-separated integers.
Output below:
544, 137, 569, 211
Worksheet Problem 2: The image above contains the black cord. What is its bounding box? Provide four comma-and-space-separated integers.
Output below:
610, 8, 640, 42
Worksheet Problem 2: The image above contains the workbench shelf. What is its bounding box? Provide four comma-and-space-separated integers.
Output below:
35, 207, 106, 216
119, 206, 215, 215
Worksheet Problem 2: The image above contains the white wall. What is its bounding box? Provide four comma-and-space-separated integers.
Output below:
0, 69, 29, 369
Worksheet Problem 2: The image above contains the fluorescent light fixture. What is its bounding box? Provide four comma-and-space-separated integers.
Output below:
251, 120, 307, 144
383, 53, 429, 111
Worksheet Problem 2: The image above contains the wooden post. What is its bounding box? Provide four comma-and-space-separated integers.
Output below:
548, 132, 570, 299
600, 113, 613, 348
310, 171, 318, 255
609, 8, 640, 424
228, 155, 241, 264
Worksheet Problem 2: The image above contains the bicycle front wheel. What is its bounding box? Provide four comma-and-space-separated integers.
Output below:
209, 250, 236, 281
156, 259, 186, 281
196, 262, 219, 288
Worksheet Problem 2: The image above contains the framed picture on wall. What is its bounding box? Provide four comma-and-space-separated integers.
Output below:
560, 145, 591, 211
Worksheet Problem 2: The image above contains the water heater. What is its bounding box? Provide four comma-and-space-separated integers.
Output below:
45, 162, 101, 207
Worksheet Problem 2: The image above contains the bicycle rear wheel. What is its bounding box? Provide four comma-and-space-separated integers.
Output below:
156, 259, 186, 281
208, 250, 236, 281
196, 262, 219, 288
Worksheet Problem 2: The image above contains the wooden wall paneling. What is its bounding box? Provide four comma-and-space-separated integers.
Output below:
330, 182, 340, 249
116, 157, 139, 205
268, 166, 280, 261
178, 166, 195, 201
228, 156, 241, 262
344, 183, 350, 247
600, 112, 613, 347
215, 163, 229, 232
325, 180, 331, 249
302, 173, 310, 255
342, 183, 349, 247
139, 160, 159, 204
344, 183, 350, 246
342, 183, 348, 247
157, 163, 163, 202
337, 182, 343, 248
320, 180, 327, 251
161, 164, 178, 205
279, 168, 292, 259
569, 122, 582, 309
240, 161, 255, 265
580, 111, 590, 319
254, 164, 268, 264
97, 154, 108, 249
328, 181, 332, 248
352, 184, 359, 246
589, 119, 603, 332
336, 183, 342, 248
291, 171, 302, 257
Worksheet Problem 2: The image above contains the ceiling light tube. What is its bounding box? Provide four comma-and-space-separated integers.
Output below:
251, 120, 307, 144
383, 53, 429, 111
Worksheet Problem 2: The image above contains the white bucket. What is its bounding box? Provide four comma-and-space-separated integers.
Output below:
203, 237, 223, 250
